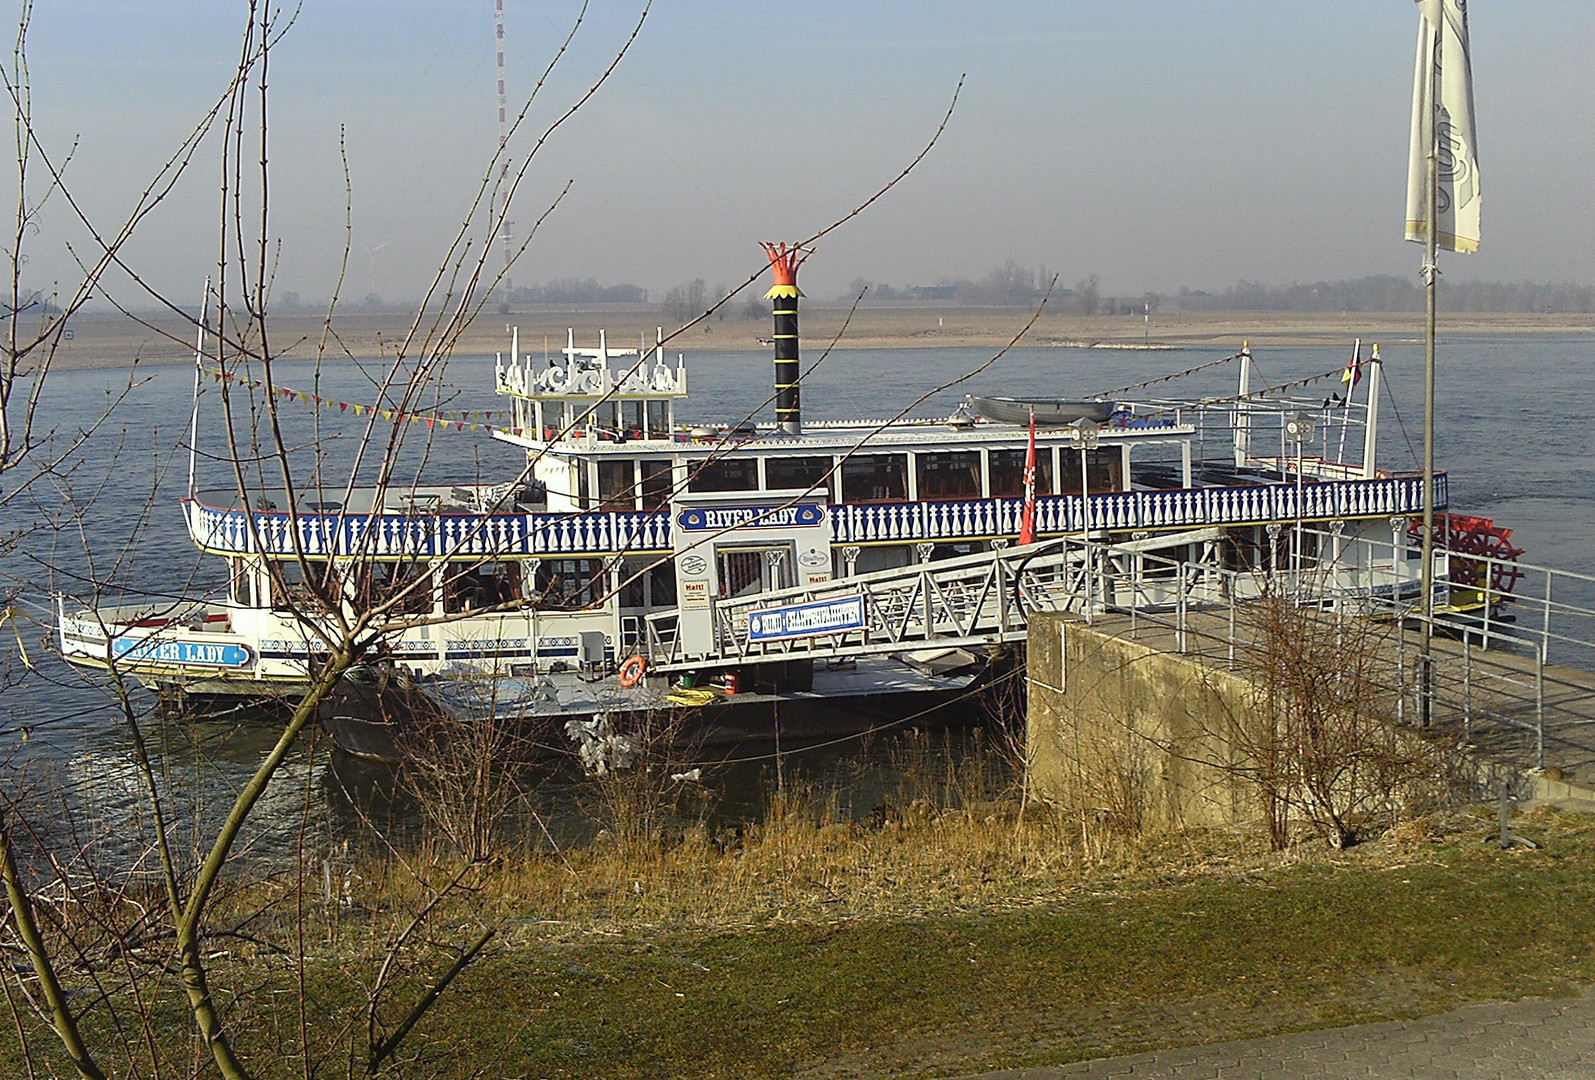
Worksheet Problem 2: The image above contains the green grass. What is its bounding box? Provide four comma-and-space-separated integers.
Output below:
8, 808, 1594, 1079
334, 811, 1595, 1077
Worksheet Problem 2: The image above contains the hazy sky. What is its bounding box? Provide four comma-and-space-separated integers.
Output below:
19, 1, 1595, 306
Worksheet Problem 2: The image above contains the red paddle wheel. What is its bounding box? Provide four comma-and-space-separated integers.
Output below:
1407, 514, 1525, 595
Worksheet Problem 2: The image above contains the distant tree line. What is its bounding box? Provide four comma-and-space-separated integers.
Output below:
263, 272, 1595, 317
827, 269, 1595, 316
508, 277, 648, 304
1173, 275, 1595, 314
846, 261, 1050, 306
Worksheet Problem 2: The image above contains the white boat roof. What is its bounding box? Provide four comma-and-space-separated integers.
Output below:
494, 415, 1193, 456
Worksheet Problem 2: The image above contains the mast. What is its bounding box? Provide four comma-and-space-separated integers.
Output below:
1232, 341, 1252, 468
186, 280, 210, 501
1407, 0, 1480, 717
1361, 344, 1381, 480
493, 0, 514, 314
1419, 11, 1441, 707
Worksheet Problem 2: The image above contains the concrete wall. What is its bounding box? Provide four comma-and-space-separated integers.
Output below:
1026, 613, 1261, 831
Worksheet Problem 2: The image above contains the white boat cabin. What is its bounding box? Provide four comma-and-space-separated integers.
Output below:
57, 331, 1441, 697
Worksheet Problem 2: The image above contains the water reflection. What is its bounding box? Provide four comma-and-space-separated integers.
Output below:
7, 674, 1015, 877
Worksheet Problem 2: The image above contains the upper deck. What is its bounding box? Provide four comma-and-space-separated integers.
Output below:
183, 470, 1444, 560
183, 333, 1430, 559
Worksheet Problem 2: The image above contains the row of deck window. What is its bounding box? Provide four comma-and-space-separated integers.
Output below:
231, 556, 630, 615
580, 446, 1124, 512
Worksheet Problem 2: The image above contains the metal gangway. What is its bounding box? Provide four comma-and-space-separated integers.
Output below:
642, 522, 1595, 793
640, 523, 1440, 673
643, 527, 1211, 672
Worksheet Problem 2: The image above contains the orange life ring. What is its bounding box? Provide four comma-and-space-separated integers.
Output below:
618, 654, 647, 688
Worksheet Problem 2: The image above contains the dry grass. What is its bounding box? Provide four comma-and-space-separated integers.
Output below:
281, 760, 1464, 948
15, 744, 1595, 1080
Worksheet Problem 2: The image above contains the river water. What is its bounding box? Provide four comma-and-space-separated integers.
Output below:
3, 331, 1592, 857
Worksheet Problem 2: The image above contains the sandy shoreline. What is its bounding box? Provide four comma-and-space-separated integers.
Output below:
37, 306, 1595, 372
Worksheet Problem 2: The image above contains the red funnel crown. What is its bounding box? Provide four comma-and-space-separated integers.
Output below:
761, 241, 807, 300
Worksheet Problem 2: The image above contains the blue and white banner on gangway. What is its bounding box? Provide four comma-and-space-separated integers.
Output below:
747, 594, 867, 642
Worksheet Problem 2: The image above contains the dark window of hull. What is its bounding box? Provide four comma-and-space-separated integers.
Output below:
916, 451, 981, 499
444, 561, 521, 613
354, 561, 434, 615
640, 460, 674, 510
1059, 447, 1122, 493
687, 457, 757, 493
990, 448, 1054, 497
597, 459, 637, 511
765, 455, 834, 500
531, 558, 607, 611
841, 454, 908, 503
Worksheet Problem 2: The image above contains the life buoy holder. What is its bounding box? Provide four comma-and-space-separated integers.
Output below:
618, 654, 647, 687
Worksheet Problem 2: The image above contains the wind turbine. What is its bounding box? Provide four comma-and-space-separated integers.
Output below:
356, 240, 391, 305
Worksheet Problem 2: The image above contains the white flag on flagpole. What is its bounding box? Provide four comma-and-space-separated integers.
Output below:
1406, 0, 1481, 253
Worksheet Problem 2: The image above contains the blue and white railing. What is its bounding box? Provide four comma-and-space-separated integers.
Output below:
185, 501, 673, 559
185, 473, 1444, 559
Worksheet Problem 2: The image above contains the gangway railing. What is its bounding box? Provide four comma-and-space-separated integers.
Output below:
644, 526, 1264, 672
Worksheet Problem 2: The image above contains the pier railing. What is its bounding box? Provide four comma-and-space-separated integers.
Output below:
1073, 525, 1595, 776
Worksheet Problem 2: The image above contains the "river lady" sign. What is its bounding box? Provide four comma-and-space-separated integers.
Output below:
111, 637, 255, 668
675, 503, 825, 533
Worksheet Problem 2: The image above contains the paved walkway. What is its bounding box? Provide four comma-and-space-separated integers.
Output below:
965, 993, 1595, 1079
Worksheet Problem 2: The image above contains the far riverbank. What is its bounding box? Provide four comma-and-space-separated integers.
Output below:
37, 306, 1595, 371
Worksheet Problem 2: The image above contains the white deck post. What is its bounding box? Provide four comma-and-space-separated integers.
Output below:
1362, 344, 1382, 479
1233, 343, 1252, 468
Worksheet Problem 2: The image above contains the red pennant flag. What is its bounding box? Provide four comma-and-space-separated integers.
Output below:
1018, 410, 1038, 545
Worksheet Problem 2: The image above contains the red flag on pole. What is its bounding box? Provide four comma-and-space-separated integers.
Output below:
1018, 410, 1038, 545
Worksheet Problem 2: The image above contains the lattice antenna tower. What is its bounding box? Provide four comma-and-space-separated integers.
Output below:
494, 0, 514, 314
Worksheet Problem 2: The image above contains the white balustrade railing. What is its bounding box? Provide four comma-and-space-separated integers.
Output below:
184, 474, 1443, 559
185, 501, 673, 558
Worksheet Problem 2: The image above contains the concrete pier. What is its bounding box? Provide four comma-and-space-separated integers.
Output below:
1026, 607, 1595, 834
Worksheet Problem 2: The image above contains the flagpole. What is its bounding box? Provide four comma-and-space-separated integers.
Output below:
187, 278, 210, 502
1335, 338, 1359, 466
1419, 16, 1440, 726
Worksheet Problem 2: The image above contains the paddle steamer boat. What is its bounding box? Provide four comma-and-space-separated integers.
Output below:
55, 248, 1513, 737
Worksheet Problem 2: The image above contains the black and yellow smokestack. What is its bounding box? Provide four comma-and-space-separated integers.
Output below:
761, 242, 807, 436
